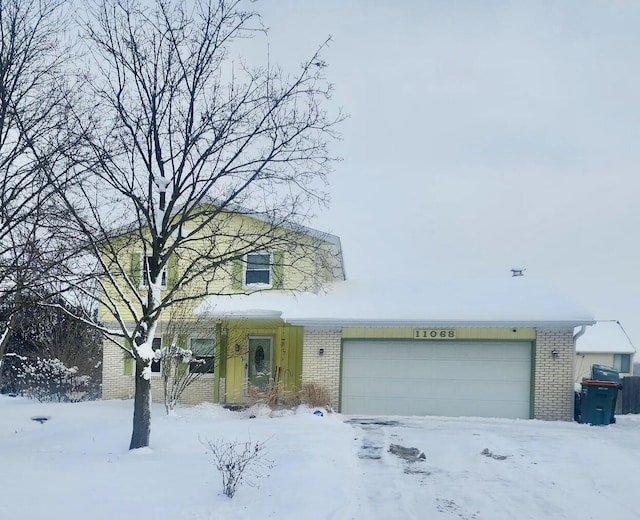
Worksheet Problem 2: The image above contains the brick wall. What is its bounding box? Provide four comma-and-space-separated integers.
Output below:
301, 328, 342, 409
149, 376, 215, 406
534, 328, 575, 421
101, 335, 216, 405
101, 337, 135, 399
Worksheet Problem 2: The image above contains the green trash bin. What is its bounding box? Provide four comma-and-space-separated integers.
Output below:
580, 380, 619, 426
591, 364, 622, 386
590, 364, 622, 423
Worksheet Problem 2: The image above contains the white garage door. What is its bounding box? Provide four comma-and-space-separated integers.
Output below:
341, 340, 532, 419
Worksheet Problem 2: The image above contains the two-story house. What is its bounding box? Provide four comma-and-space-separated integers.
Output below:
100, 207, 345, 408
101, 209, 595, 421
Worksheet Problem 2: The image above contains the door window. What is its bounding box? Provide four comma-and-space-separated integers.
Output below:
246, 336, 273, 393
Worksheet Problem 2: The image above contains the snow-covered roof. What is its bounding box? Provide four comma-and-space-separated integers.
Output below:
105, 195, 342, 247
576, 321, 636, 354
183, 196, 343, 246
195, 275, 594, 327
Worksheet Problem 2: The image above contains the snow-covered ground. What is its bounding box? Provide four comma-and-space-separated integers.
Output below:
1, 396, 639, 520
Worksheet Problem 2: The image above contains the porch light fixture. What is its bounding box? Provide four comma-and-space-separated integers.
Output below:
318, 348, 324, 356
551, 349, 559, 358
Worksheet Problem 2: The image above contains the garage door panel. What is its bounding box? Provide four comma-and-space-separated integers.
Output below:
341, 340, 531, 419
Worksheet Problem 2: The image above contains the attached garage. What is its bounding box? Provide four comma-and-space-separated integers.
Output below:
341, 340, 533, 419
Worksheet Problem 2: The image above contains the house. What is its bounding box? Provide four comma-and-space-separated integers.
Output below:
101, 212, 594, 421
575, 321, 636, 381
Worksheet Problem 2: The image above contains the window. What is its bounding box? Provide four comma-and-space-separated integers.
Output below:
244, 252, 272, 286
189, 338, 215, 374
141, 254, 167, 288
614, 354, 631, 373
150, 337, 162, 373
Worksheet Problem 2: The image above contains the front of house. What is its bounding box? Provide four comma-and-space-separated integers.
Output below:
101, 213, 594, 421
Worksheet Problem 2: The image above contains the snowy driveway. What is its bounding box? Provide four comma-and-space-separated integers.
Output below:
2, 397, 640, 520
345, 415, 640, 520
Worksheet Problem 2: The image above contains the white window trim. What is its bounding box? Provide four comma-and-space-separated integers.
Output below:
140, 254, 167, 289
243, 251, 273, 289
188, 336, 216, 378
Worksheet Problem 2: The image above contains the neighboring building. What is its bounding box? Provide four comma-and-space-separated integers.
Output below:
575, 321, 636, 381
101, 212, 594, 421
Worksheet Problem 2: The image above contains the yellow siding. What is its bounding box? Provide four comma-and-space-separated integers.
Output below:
100, 210, 339, 323
220, 320, 304, 404
342, 327, 536, 341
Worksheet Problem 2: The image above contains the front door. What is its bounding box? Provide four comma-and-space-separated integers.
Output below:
246, 336, 273, 394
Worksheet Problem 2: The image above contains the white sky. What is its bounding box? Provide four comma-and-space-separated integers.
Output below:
250, 1, 640, 349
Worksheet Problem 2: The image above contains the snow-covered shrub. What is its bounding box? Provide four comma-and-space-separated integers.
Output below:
4, 353, 100, 402
204, 438, 272, 498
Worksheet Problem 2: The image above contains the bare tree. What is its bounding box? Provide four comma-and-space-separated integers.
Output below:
0, 0, 78, 380
55, 0, 342, 449
159, 302, 218, 414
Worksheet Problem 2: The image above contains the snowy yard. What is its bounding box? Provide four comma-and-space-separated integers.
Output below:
1, 396, 639, 520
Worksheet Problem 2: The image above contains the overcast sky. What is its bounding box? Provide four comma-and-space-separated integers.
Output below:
250, 1, 640, 348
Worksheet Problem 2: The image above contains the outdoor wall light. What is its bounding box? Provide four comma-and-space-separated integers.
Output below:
319, 348, 324, 356
551, 349, 559, 358
235, 344, 240, 354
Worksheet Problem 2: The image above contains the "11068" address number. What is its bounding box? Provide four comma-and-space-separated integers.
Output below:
414, 329, 457, 339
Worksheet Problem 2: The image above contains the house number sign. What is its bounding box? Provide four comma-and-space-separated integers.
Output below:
414, 329, 457, 339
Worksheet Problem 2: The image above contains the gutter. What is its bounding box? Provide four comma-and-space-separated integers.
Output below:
285, 318, 596, 329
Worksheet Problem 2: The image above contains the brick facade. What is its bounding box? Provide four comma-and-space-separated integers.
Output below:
301, 328, 342, 410
101, 337, 216, 405
101, 338, 134, 399
104, 325, 578, 421
533, 328, 575, 421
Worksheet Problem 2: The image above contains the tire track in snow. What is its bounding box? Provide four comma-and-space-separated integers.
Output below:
346, 418, 424, 519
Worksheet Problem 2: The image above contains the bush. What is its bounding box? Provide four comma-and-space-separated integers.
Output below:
3, 353, 100, 402
204, 438, 272, 498
299, 382, 331, 408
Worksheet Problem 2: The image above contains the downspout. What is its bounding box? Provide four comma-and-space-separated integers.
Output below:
573, 325, 587, 342
214, 321, 222, 403
572, 325, 587, 388
313, 248, 320, 294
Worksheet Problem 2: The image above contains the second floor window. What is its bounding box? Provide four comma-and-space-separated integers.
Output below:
142, 254, 167, 288
245, 252, 272, 286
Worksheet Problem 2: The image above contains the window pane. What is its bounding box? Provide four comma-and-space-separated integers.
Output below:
151, 337, 162, 372
190, 357, 214, 374
615, 354, 630, 373
246, 270, 270, 285
247, 253, 270, 268
190, 338, 215, 355
142, 256, 167, 288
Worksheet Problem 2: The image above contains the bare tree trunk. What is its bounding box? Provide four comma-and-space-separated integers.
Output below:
0, 324, 10, 387
130, 362, 151, 449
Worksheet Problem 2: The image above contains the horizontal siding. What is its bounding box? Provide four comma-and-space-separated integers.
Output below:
342, 327, 536, 341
